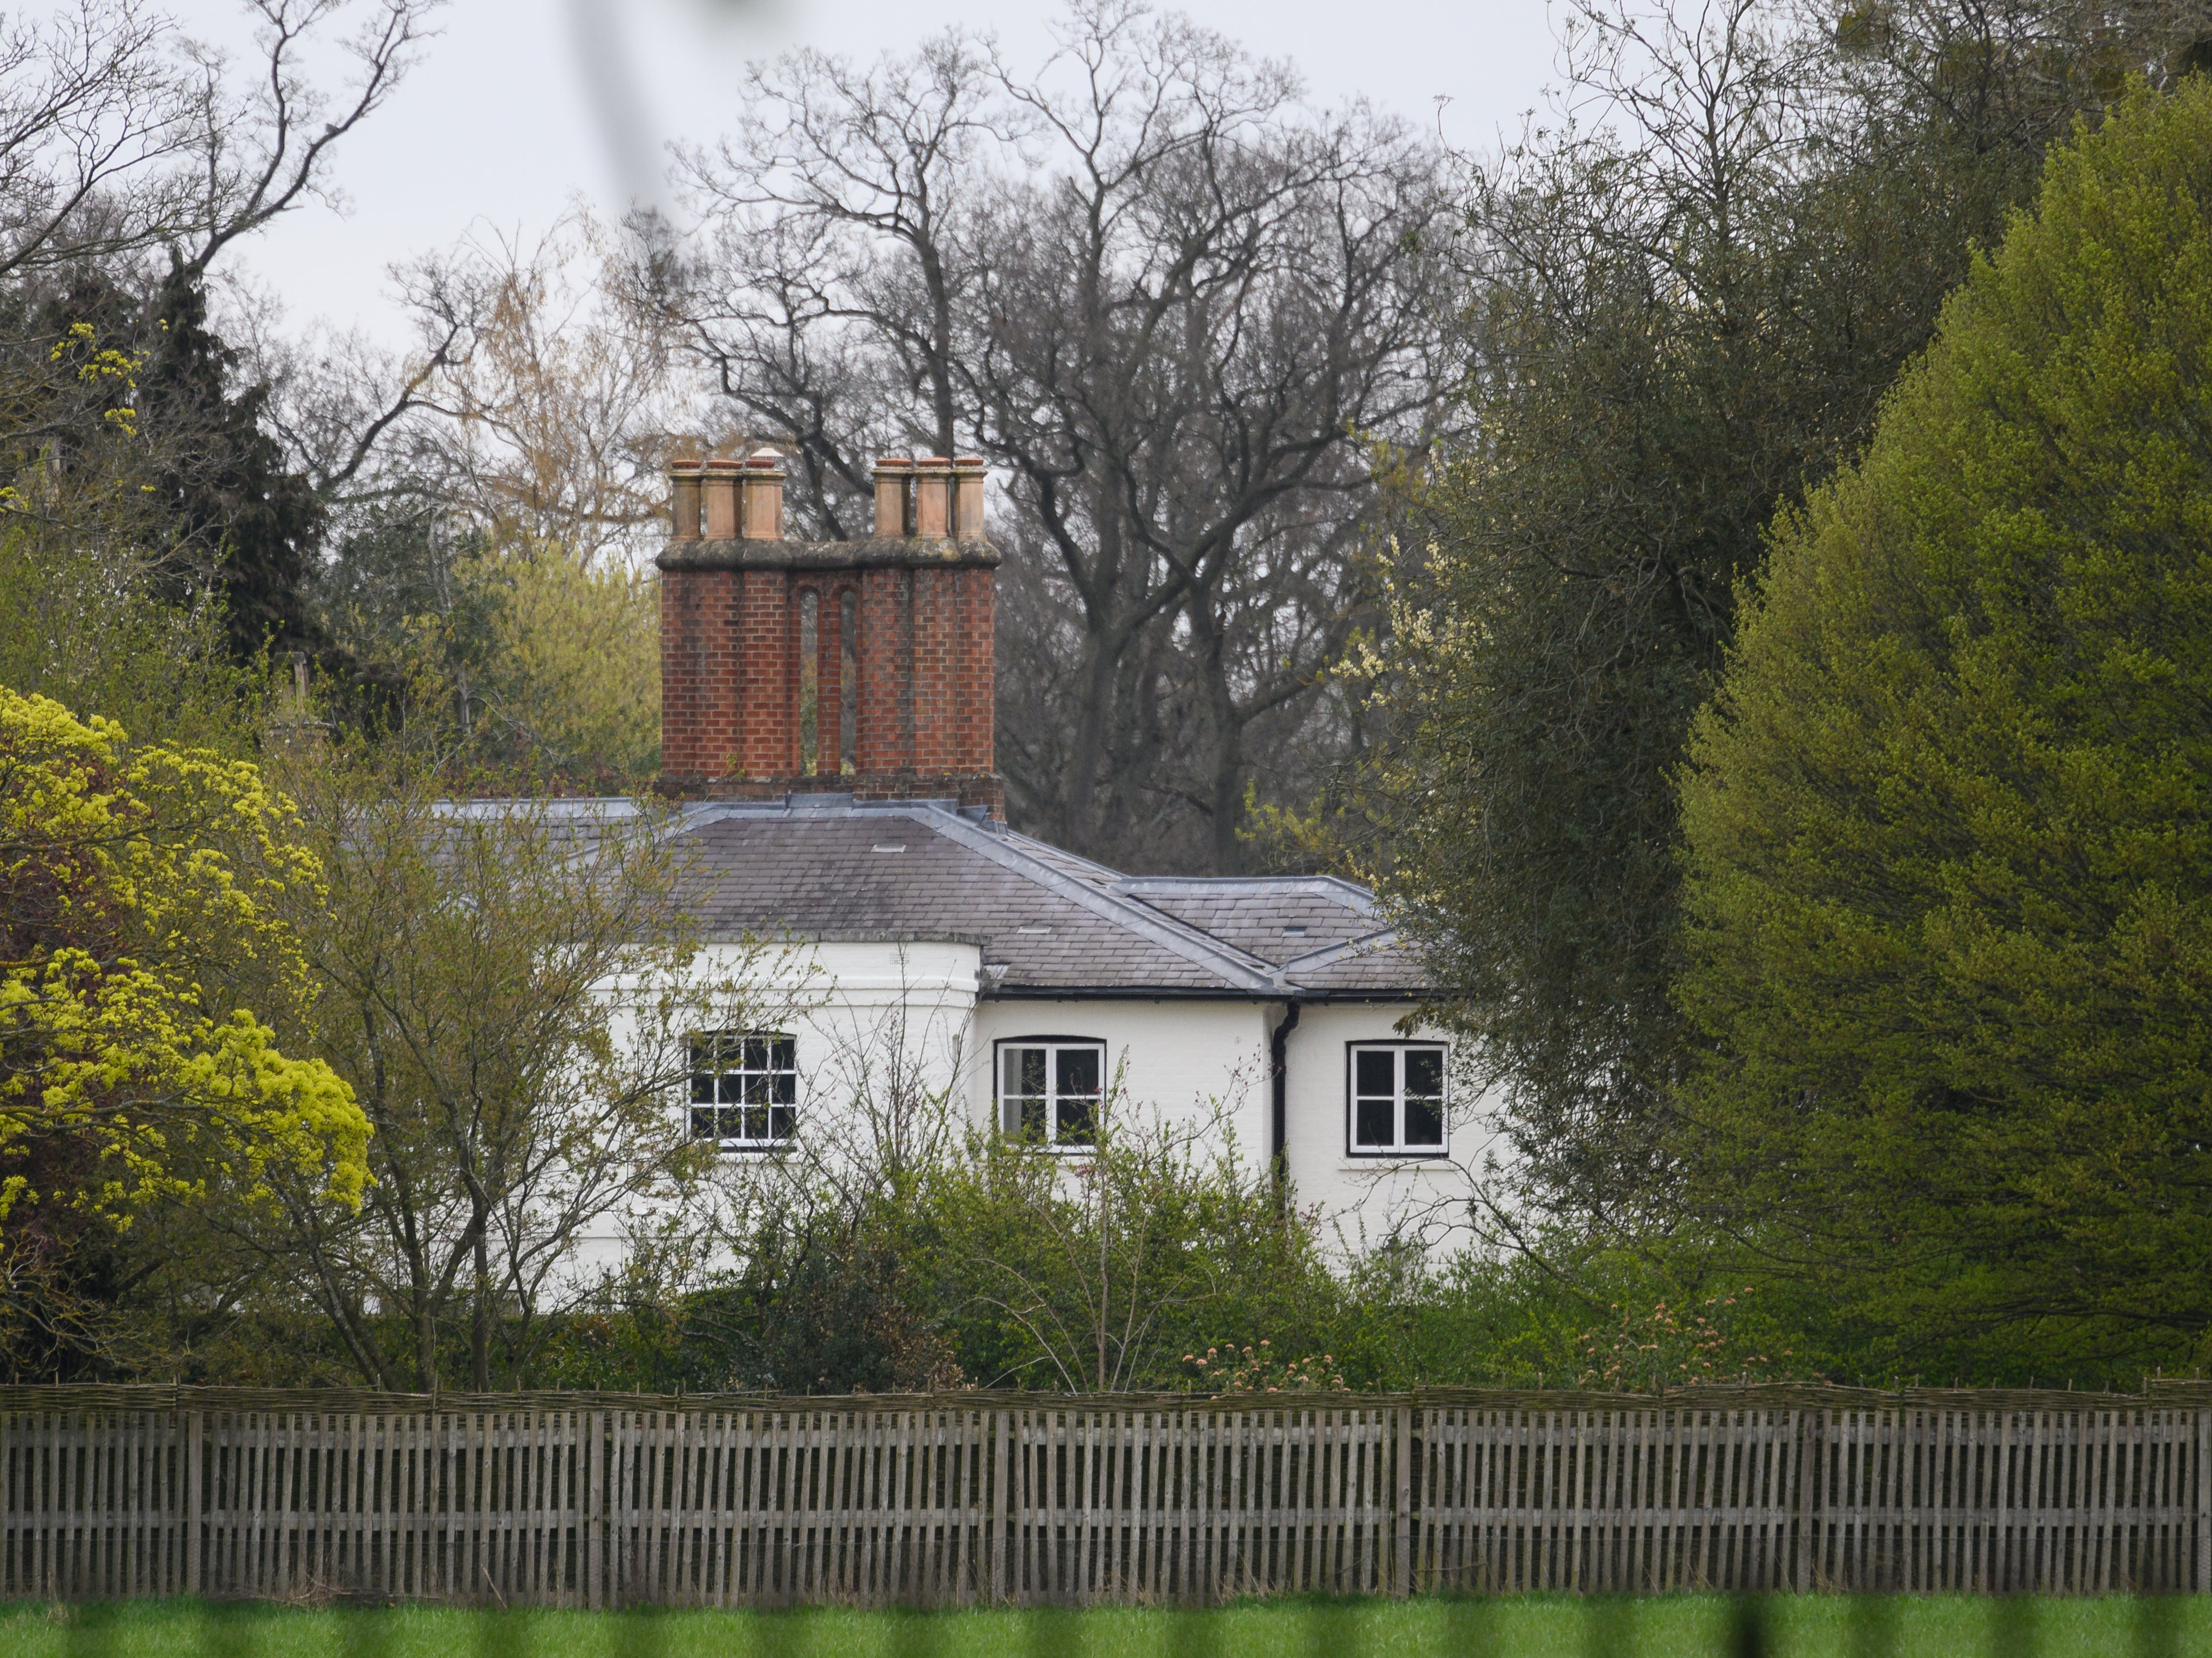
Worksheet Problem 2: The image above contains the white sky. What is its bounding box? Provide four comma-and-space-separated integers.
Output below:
154, 0, 1566, 350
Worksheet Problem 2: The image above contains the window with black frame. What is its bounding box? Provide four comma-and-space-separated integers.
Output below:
997, 1039, 1104, 1148
688, 1032, 798, 1149
1347, 1043, 1447, 1156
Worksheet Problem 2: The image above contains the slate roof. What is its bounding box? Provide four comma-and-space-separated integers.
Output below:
652, 795, 1429, 999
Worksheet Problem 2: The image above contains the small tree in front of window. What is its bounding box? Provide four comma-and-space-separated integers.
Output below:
228, 747, 790, 1394
933, 1063, 1330, 1392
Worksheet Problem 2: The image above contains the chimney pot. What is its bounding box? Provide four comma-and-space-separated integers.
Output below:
952, 457, 986, 540
872, 456, 914, 538
668, 457, 703, 540
702, 456, 741, 540
741, 452, 785, 540
913, 456, 953, 538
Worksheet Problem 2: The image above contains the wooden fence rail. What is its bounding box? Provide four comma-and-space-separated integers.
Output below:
5, 1384, 2210, 1604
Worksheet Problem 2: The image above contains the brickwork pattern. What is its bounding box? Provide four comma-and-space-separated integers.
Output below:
658, 568, 743, 779
664, 548, 996, 802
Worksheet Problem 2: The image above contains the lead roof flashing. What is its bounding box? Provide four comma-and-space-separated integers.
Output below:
1110, 874, 1380, 916
1280, 927, 1403, 974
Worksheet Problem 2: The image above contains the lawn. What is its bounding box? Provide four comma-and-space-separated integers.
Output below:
1, 1594, 2206, 1656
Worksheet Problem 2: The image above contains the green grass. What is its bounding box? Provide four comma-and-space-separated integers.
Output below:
0, 1593, 2207, 1657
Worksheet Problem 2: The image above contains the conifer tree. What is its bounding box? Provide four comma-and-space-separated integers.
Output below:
1677, 80, 2212, 1372
139, 264, 326, 666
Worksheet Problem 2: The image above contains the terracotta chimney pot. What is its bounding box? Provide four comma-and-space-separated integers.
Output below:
872, 457, 914, 538
913, 456, 953, 538
702, 456, 741, 539
668, 457, 703, 540
952, 456, 986, 540
741, 448, 785, 540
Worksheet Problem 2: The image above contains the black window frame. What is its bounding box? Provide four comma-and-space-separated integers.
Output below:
1344, 1040, 1449, 1159
688, 1031, 800, 1152
994, 1035, 1108, 1150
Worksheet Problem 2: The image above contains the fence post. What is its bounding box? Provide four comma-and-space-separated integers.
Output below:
993, 1404, 1012, 1605
183, 1405, 202, 1598
1791, 1406, 1811, 1591
2196, 1403, 2210, 1594
1395, 1401, 1414, 1597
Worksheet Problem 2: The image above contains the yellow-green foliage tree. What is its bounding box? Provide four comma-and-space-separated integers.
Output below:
0, 689, 367, 1223
1677, 81, 2212, 1377
474, 545, 659, 780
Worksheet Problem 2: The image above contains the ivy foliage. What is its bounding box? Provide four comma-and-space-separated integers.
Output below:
0, 688, 366, 1222
1677, 80, 2212, 1372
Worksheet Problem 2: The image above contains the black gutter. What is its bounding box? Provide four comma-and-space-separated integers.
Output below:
1269, 998, 1302, 1199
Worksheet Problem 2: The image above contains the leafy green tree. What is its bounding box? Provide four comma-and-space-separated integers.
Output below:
1357, 0, 2204, 1220
0, 688, 367, 1379
1677, 79, 2212, 1377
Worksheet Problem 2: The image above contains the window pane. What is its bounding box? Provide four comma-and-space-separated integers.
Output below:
1019, 1097, 1047, 1140
742, 1073, 768, 1104
1405, 1048, 1444, 1099
1355, 1049, 1396, 1097
691, 1073, 714, 1104
690, 1107, 719, 1141
771, 1072, 796, 1105
1356, 1097, 1394, 1146
711, 1074, 738, 1104
743, 1107, 769, 1142
1057, 1046, 1101, 1097
690, 1039, 714, 1073
1020, 1048, 1048, 1095
743, 1036, 768, 1071
1405, 1097, 1444, 1148
1057, 1096, 1096, 1145
771, 1036, 796, 1070
769, 1106, 796, 1141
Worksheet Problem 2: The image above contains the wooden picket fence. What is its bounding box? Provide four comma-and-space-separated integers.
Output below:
4, 1383, 2211, 1604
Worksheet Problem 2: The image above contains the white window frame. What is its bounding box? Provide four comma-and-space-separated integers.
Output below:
688, 1031, 799, 1151
1345, 1041, 1449, 1158
995, 1036, 1107, 1150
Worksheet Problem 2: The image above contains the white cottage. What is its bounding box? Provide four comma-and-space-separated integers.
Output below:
615, 449, 1465, 1241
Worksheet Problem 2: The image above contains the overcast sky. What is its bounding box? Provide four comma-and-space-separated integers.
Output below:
158, 0, 1565, 348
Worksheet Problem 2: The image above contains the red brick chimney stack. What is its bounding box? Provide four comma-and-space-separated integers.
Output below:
658, 447, 1000, 814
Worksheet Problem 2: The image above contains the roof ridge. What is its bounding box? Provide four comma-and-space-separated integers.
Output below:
901, 809, 1285, 992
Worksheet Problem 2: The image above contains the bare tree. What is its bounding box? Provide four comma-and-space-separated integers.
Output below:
172, 0, 432, 282
377, 213, 685, 564
0, 0, 211, 284
640, 0, 1448, 871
